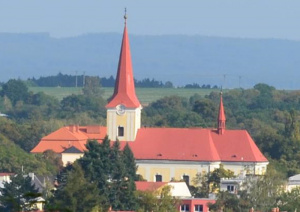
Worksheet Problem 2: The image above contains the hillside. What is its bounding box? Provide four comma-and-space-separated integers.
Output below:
0, 33, 300, 89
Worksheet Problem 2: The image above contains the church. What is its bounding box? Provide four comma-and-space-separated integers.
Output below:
31, 15, 268, 184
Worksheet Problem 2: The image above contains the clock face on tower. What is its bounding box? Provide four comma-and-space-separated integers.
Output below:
116, 104, 126, 115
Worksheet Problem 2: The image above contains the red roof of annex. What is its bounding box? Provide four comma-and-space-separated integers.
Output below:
31, 126, 267, 163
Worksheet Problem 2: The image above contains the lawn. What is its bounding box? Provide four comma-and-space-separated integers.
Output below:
29, 87, 217, 105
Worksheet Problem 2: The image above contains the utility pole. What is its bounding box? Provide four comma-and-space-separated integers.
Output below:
83, 71, 85, 87
75, 71, 78, 88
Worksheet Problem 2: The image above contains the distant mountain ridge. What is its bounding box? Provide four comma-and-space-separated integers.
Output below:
0, 32, 299, 89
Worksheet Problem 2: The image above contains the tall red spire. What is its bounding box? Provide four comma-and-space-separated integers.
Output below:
218, 92, 226, 135
106, 12, 141, 108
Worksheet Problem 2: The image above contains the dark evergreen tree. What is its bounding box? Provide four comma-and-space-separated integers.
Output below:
79, 139, 110, 210
48, 162, 102, 212
77, 138, 137, 211
0, 172, 40, 212
122, 143, 138, 180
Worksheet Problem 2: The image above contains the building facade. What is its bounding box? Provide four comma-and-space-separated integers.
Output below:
31, 16, 268, 184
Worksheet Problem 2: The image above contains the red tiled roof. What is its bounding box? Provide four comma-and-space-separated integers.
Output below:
30, 125, 107, 153
128, 128, 220, 161
0, 173, 14, 176
31, 125, 267, 163
106, 23, 141, 108
42, 126, 87, 141
135, 181, 167, 191
211, 130, 268, 162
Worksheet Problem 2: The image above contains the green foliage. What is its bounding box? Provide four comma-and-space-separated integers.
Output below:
209, 165, 235, 193
239, 166, 285, 211
278, 187, 300, 211
191, 165, 235, 197
136, 186, 179, 212
48, 162, 103, 212
143, 96, 205, 127
59, 94, 106, 121
0, 79, 30, 105
209, 167, 285, 212
0, 172, 40, 212
208, 191, 242, 212
76, 138, 137, 211
82, 76, 104, 97
0, 134, 57, 175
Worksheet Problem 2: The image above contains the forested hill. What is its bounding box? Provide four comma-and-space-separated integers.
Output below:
0, 32, 300, 89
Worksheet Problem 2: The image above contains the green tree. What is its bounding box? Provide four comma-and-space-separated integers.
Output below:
0, 172, 40, 212
190, 172, 209, 198
0, 134, 57, 175
82, 76, 103, 97
109, 141, 136, 210
122, 143, 138, 180
78, 138, 137, 211
278, 187, 300, 211
208, 165, 235, 193
0, 79, 30, 105
208, 191, 242, 212
136, 186, 179, 212
239, 167, 284, 211
48, 162, 102, 212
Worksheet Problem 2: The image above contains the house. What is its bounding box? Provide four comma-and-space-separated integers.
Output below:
286, 173, 300, 192
31, 15, 268, 184
220, 172, 246, 194
136, 181, 215, 212
0, 173, 13, 189
136, 181, 192, 198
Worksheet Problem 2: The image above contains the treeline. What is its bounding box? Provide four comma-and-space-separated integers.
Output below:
2, 79, 300, 211
27, 73, 218, 88
2, 79, 300, 177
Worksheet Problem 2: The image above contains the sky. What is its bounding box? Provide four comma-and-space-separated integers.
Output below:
0, 0, 300, 40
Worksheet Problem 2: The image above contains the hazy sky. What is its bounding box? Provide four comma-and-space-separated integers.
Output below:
0, 0, 300, 40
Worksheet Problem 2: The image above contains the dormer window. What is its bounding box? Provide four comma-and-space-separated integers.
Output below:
118, 126, 124, 137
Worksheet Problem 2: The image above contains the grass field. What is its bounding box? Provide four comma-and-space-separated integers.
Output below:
29, 87, 217, 105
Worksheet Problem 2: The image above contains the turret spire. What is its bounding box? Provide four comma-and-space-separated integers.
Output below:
106, 12, 141, 108
218, 91, 226, 135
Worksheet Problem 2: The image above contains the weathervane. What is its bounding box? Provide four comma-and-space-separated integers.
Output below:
124, 8, 127, 24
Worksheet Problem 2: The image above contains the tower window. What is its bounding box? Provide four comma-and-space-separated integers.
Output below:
118, 126, 124, 137
155, 174, 162, 182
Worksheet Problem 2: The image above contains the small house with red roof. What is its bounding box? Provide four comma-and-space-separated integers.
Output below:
31, 15, 268, 183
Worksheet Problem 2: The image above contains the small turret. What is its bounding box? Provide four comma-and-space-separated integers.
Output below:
218, 92, 226, 135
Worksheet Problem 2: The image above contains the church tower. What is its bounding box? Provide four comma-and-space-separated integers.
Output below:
218, 92, 226, 135
106, 13, 142, 141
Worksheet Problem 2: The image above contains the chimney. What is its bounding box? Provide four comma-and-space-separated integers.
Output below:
69, 125, 74, 133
